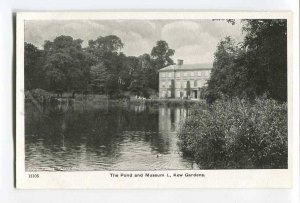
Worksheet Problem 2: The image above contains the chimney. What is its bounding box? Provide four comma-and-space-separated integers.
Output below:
177, 59, 183, 66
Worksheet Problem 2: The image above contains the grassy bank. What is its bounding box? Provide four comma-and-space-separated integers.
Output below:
178, 98, 288, 169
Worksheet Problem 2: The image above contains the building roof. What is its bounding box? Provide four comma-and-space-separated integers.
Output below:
158, 63, 213, 72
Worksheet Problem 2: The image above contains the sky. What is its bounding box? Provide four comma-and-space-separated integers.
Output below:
25, 19, 245, 64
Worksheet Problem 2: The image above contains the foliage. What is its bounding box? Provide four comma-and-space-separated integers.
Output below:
25, 88, 53, 103
87, 35, 124, 60
150, 40, 175, 90
206, 19, 287, 103
243, 19, 287, 101
89, 63, 111, 94
87, 35, 126, 96
24, 43, 45, 90
151, 40, 175, 68
42, 35, 95, 92
25, 34, 175, 97
178, 97, 287, 169
186, 81, 191, 98
170, 80, 175, 98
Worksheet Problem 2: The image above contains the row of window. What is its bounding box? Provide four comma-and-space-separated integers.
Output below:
161, 70, 210, 78
160, 80, 207, 88
160, 90, 188, 98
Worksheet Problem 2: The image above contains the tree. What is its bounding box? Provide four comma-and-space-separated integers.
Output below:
137, 53, 155, 91
87, 35, 128, 96
170, 80, 175, 98
150, 40, 175, 90
186, 81, 191, 98
87, 35, 124, 60
206, 20, 287, 103
24, 43, 45, 90
42, 35, 94, 92
138, 53, 152, 70
126, 56, 149, 97
151, 40, 175, 68
89, 63, 111, 94
242, 19, 287, 101
206, 37, 247, 103
24, 33, 176, 97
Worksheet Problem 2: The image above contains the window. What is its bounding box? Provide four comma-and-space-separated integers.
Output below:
161, 81, 165, 88
204, 71, 210, 76
197, 80, 201, 87
194, 80, 197, 87
162, 73, 165, 77
176, 81, 181, 88
176, 72, 180, 77
191, 71, 194, 77
168, 72, 172, 77
197, 71, 201, 76
183, 72, 187, 77
161, 108, 165, 115
176, 90, 180, 98
183, 81, 187, 88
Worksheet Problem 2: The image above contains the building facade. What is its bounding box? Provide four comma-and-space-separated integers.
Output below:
158, 60, 212, 99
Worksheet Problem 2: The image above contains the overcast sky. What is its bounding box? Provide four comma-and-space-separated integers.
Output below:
25, 19, 245, 64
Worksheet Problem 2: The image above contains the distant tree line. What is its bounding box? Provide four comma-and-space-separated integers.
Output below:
25, 35, 175, 98
206, 19, 287, 103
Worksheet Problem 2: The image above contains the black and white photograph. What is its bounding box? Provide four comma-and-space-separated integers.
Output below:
15, 12, 292, 188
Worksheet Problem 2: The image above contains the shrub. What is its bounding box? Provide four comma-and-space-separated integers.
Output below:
25, 88, 53, 103
178, 98, 287, 169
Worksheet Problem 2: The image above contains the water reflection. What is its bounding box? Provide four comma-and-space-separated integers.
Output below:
25, 102, 198, 171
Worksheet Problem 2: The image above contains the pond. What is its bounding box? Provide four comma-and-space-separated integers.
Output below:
25, 101, 199, 171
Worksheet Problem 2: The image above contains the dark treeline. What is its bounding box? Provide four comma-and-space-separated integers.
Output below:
25, 36, 175, 98
206, 19, 287, 103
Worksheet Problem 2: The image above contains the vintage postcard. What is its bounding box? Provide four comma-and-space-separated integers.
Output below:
16, 11, 293, 188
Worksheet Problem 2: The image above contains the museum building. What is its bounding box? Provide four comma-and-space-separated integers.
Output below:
158, 59, 212, 99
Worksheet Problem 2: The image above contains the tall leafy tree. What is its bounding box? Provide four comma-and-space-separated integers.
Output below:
24, 43, 45, 90
206, 37, 247, 102
89, 63, 111, 94
206, 19, 287, 103
151, 40, 175, 69
43, 35, 94, 92
87, 35, 126, 96
127, 56, 150, 97
138, 53, 154, 90
87, 35, 124, 60
243, 19, 287, 101
150, 40, 175, 90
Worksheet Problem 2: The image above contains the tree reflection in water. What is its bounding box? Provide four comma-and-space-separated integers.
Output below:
25, 102, 197, 171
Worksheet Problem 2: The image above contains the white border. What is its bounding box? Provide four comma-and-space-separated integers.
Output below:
16, 11, 293, 189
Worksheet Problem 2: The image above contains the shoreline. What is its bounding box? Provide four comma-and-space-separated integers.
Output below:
25, 88, 207, 107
